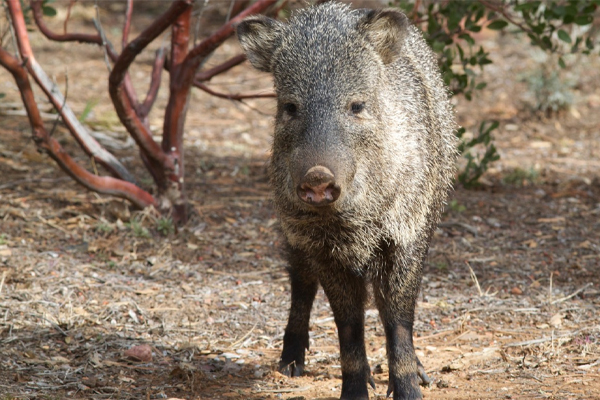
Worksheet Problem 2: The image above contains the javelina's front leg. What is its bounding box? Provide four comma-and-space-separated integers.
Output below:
320, 270, 372, 400
372, 250, 424, 400
279, 250, 318, 377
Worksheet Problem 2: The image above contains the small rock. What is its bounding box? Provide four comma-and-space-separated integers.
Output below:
510, 287, 523, 295
436, 379, 449, 388
124, 344, 152, 362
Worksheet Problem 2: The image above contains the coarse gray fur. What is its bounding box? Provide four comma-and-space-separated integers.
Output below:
237, 2, 458, 399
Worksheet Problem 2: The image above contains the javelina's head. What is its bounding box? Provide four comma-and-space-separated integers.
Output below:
237, 3, 409, 212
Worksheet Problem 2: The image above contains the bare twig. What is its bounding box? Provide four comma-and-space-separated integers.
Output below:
194, 81, 275, 101
550, 283, 593, 305
92, 16, 116, 70
478, 0, 535, 36
122, 0, 133, 50
548, 271, 554, 303
139, 47, 167, 119
0, 271, 7, 296
411, 0, 422, 20
439, 221, 478, 236
0, 177, 70, 191
256, 387, 311, 393
47, 72, 68, 138
91, 7, 141, 116
64, 0, 76, 34
466, 261, 483, 296
228, 322, 257, 349
195, 54, 247, 82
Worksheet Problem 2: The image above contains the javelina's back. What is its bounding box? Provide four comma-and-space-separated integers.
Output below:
238, 3, 457, 399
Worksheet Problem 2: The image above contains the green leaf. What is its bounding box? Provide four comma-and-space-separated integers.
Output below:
552, 5, 566, 16
582, 4, 597, 14
487, 20, 508, 30
475, 7, 485, 21
447, 9, 462, 30
459, 33, 475, 46
42, 5, 56, 17
557, 29, 571, 43
574, 15, 593, 25
475, 82, 488, 90
456, 43, 465, 59
432, 40, 446, 53
586, 37, 594, 50
558, 57, 566, 69
563, 14, 575, 24
541, 35, 553, 50
515, 2, 537, 12
532, 22, 546, 35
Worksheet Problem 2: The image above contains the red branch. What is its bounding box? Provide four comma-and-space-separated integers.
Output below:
194, 81, 275, 100
64, 0, 76, 34
9, 0, 135, 183
182, 0, 278, 87
109, 0, 193, 171
30, 0, 119, 61
160, 7, 195, 221
123, 0, 133, 50
32, 0, 144, 116
139, 48, 166, 118
194, 54, 275, 100
229, 1, 251, 20
195, 53, 247, 82
0, 47, 155, 209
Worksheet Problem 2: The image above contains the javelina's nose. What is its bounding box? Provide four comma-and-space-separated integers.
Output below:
297, 166, 340, 207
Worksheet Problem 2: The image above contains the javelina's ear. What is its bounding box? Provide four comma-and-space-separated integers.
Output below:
236, 16, 282, 73
359, 9, 409, 65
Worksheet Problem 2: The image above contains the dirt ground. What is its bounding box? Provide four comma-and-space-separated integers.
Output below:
1, 5, 600, 400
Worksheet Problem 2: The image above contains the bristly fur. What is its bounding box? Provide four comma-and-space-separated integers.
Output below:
238, 3, 458, 399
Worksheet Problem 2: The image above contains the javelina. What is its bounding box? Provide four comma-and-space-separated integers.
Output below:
237, 3, 457, 399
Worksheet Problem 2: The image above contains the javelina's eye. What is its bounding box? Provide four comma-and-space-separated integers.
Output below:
283, 103, 298, 115
351, 102, 365, 115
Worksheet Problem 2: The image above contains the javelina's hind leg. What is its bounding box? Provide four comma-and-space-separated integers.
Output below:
319, 269, 370, 400
279, 250, 318, 377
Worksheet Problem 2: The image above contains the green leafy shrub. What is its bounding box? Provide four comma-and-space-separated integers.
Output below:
393, 0, 599, 186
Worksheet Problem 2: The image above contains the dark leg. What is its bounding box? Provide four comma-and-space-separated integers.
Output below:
319, 269, 371, 400
279, 249, 319, 377
372, 246, 425, 400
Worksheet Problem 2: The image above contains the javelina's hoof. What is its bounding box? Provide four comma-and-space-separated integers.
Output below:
417, 362, 432, 387
297, 166, 340, 206
279, 360, 304, 377
386, 374, 423, 400
339, 371, 371, 400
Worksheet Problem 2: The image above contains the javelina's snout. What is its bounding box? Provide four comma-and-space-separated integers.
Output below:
297, 166, 340, 207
